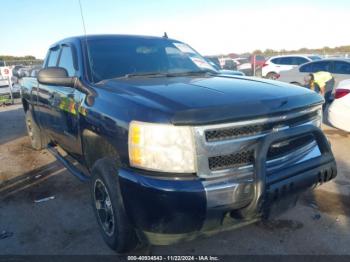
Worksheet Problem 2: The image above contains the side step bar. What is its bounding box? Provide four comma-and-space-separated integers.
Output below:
47, 144, 90, 182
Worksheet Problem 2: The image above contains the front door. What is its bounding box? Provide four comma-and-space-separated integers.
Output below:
49, 44, 83, 156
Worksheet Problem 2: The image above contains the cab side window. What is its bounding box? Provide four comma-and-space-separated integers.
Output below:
58, 46, 76, 77
47, 48, 60, 67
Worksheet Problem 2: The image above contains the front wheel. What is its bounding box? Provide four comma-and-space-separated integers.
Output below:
91, 158, 139, 253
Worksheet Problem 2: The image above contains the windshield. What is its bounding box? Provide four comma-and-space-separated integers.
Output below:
86, 37, 217, 83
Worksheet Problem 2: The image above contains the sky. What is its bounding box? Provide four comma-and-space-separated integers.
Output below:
1, 0, 350, 59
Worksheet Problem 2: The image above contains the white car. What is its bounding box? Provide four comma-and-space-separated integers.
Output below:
0, 64, 9, 87
328, 79, 350, 132
0, 75, 8, 87
262, 54, 321, 79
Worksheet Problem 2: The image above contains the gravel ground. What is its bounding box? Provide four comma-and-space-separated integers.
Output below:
0, 104, 349, 255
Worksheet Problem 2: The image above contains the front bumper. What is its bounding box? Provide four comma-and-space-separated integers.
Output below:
118, 125, 336, 245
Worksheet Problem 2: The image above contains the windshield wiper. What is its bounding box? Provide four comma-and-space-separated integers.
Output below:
122, 72, 169, 78
116, 69, 219, 79
169, 70, 218, 76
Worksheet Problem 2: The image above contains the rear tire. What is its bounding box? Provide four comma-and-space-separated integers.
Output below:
90, 158, 139, 253
266, 72, 278, 80
25, 110, 47, 150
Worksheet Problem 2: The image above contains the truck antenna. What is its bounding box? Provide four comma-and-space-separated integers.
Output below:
78, 0, 87, 36
78, 0, 94, 82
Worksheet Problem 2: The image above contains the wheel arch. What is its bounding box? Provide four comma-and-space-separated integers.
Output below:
267, 71, 278, 76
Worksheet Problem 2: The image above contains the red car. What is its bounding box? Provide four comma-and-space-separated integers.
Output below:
250, 55, 266, 69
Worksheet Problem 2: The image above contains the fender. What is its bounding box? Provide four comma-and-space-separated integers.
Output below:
82, 129, 120, 171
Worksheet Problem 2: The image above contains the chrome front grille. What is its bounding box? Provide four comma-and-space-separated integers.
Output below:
267, 134, 315, 160
193, 106, 322, 178
208, 150, 254, 171
204, 111, 319, 142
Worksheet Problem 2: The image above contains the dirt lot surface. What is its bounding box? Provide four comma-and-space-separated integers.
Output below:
0, 104, 349, 255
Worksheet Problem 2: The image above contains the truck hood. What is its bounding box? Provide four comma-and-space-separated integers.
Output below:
99, 75, 323, 125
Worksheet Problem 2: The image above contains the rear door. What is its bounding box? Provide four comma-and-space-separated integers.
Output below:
37, 46, 60, 132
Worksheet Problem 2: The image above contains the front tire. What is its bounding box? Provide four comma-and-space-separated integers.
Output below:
90, 158, 139, 253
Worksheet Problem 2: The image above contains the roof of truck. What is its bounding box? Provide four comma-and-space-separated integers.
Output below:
50, 34, 178, 48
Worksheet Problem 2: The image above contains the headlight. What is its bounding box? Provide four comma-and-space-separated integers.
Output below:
128, 121, 196, 173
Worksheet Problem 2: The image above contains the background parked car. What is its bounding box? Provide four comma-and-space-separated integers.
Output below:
278, 59, 350, 89
205, 59, 245, 76
222, 58, 238, 70
218, 69, 245, 76
232, 58, 252, 75
204, 56, 221, 68
249, 55, 265, 77
262, 54, 322, 79
328, 79, 350, 132
250, 55, 266, 68
11, 65, 24, 78
0, 62, 9, 87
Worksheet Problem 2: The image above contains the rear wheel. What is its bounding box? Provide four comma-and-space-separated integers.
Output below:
266, 72, 278, 80
91, 158, 139, 253
25, 110, 47, 150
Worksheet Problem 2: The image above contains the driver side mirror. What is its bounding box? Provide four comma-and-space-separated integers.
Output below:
38, 67, 76, 87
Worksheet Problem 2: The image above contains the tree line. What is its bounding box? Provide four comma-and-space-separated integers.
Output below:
0, 55, 38, 61
250, 45, 350, 56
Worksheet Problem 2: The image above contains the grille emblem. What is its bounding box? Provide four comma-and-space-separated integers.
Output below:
272, 125, 289, 132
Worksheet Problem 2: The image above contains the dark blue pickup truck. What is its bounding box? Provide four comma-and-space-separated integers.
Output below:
20, 35, 337, 253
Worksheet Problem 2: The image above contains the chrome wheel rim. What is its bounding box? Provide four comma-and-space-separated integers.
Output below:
94, 179, 115, 236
